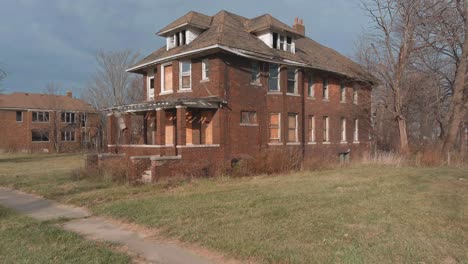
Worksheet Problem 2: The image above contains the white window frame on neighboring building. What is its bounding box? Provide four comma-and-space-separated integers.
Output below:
341, 117, 347, 143
179, 61, 192, 91
323, 116, 330, 142
201, 58, 209, 81
354, 118, 359, 142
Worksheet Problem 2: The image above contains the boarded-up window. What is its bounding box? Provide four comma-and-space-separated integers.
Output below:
269, 113, 280, 143
288, 113, 298, 142
323, 116, 329, 142
165, 112, 175, 145
201, 111, 213, 144
163, 64, 173, 92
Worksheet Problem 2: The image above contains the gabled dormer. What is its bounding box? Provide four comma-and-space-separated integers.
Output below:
156, 11, 212, 51
247, 14, 305, 54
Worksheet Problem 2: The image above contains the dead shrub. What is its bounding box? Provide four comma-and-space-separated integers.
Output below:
359, 150, 407, 166
226, 148, 302, 177
303, 154, 340, 171
100, 159, 127, 183
70, 168, 89, 181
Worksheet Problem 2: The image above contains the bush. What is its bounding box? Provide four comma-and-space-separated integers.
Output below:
360, 150, 407, 166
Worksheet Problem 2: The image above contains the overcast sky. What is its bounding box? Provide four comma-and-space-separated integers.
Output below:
0, 0, 371, 96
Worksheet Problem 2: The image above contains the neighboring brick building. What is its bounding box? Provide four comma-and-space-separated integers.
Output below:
104, 10, 375, 181
0, 91, 100, 153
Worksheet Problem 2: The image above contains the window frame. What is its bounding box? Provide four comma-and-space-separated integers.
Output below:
32, 111, 49, 123
251, 61, 261, 83
322, 79, 329, 100
16, 111, 23, 122
268, 64, 280, 92
240, 111, 258, 125
61, 131, 76, 142
354, 118, 359, 142
179, 61, 192, 91
353, 88, 358, 104
31, 129, 49, 142
201, 58, 209, 80
323, 116, 330, 142
287, 113, 298, 143
61, 112, 76, 124
341, 117, 347, 142
161, 63, 173, 93
308, 74, 315, 98
269, 112, 281, 143
340, 82, 346, 102
308, 115, 315, 143
286, 68, 298, 95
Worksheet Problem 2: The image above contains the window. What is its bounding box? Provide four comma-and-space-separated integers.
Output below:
251, 61, 261, 83
287, 68, 297, 94
80, 113, 87, 127
202, 59, 209, 80
340, 82, 346, 102
354, 119, 359, 142
61, 131, 75, 142
161, 64, 173, 92
148, 76, 155, 90
269, 113, 281, 143
169, 30, 187, 49
308, 115, 315, 142
240, 111, 257, 125
268, 64, 279, 92
323, 116, 329, 142
179, 61, 191, 90
61, 112, 76, 123
353, 88, 358, 104
31, 129, 49, 142
273, 33, 294, 53
32, 111, 49, 122
288, 113, 298, 142
308, 75, 315, 97
16, 111, 23, 122
341, 117, 347, 142
323, 79, 329, 100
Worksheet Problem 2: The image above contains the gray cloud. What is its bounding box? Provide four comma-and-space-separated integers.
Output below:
0, 0, 370, 96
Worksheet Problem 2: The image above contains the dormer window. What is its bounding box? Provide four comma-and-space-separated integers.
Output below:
272, 32, 295, 53
168, 30, 187, 49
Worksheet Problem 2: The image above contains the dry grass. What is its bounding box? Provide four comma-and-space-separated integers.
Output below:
359, 150, 407, 166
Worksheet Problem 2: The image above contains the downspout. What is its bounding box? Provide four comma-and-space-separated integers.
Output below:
301, 70, 306, 168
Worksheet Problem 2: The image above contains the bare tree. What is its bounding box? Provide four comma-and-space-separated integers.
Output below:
0, 67, 6, 93
359, 0, 424, 154
83, 50, 142, 150
416, 0, 468, 153
45, 82, 64, 152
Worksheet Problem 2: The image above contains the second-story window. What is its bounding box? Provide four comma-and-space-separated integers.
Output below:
323, 78, 329, 100
161, 64, 173, 93
341, 117, 347, 142
32, 111, 49, 122
240, 111, 257, 125
61, 112, 76, 123
353, 88, 358, 104
340, 82, 346, 102
308, 74, 315, 98
202, 59, 209, 80
268, 64, 279, 92
273, 33, 294, 53
180, 61, 191, 90
287, 68, 297, 94
251, 61, 261, 83
323, 116, 330, 142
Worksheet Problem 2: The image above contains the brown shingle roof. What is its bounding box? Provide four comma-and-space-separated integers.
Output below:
131, 10, 373, 82
157, 11, 212, 35
0, 92, 96, 112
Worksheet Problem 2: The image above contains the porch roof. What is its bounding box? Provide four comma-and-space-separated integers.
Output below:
104, 97, 226, 113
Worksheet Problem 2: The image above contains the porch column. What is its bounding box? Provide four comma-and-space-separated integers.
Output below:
176, 106, 187, 146
143, 112, 148, 145
123, 114, 132, 144
107, 114, 115, 146
156, 108, 166, 155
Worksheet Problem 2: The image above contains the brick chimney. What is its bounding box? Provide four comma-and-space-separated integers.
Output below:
293, 17, 305, 36
66, 90, 73, 98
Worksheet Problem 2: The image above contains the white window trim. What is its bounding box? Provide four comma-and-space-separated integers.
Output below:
179, 61, 192, 91
202, 59, 209, 80
340, 83, 346, 103
32, 111, 50, 123
341, 117, 347, 143
286, 68, 298, 95
61, 131, 76, 142
323, 116, 330, 142
308, 75, 315, 98
309, 115, 315, 143
353, 89, 359, 105
251, 61, 261, 84
269, 113, 281, 142
160, 63, 173, 94
323, 79, 329, 101
354, 119, 359, 142
16, 111, 23, 122
147, 73, 155, 100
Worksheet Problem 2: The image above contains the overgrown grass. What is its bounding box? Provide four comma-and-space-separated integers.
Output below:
0, 153, 467, 263
0, 206, 130, 263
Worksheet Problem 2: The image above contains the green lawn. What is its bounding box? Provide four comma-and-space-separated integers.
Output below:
0, 206, 130, 264
0, 153, 467, 263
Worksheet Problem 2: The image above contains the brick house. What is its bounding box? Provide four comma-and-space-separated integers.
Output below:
103, 10, 374, 182
0, 91, 100, 153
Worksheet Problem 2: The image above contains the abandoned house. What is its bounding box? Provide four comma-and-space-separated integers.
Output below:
99, 10, 374, 182
0, 91, 100, 153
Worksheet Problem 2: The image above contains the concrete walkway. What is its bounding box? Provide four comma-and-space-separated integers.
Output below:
0, 187, 214, 264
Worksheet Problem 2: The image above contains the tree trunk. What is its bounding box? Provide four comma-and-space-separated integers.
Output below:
397, 117, 410, 154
